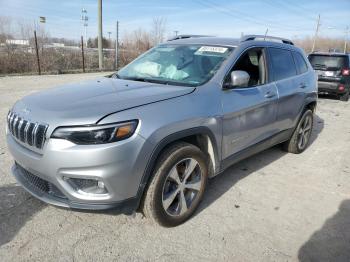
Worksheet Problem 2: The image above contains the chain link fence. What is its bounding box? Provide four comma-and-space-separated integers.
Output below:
0, 43, 138, 75
0, 37, 150, 75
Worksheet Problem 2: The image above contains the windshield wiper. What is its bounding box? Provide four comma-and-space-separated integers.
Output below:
119, 76, 196, 87
122, 76, 166, 85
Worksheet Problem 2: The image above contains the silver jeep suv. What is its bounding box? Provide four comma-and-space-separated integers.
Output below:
6, 35, 317, 226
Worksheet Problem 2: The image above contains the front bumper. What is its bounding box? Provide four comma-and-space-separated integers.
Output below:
7, 132, 151, 212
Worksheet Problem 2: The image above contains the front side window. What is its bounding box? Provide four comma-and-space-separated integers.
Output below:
117, 45, 233, 87
227, 47, 267, 87
293, 52, 308, 74
269, 48, 297, 81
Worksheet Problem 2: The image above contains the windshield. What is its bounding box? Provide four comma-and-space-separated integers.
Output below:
116, 44, 233, 86
308, 55, 347, 70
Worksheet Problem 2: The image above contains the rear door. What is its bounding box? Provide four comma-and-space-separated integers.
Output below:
268, 47, 305, 131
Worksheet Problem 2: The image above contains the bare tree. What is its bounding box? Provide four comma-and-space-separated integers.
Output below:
293, 36, 349, 53
0, 16, 13, 43
150, 17, 167, 45
17, 20, 34, 41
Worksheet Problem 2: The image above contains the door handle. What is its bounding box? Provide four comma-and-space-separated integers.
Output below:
264, 91, 276, 98
299, 83, 307, 89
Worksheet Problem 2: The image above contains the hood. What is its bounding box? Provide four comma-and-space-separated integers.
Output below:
12, 77, 195, 127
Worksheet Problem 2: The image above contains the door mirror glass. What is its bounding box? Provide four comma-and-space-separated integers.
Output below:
224, 70, 250, 89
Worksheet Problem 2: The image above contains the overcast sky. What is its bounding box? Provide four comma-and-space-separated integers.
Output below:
0, 0, 349, 40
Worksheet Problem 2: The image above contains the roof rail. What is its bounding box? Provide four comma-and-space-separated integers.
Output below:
167, 34, 212, 41
240, 35, 294, 45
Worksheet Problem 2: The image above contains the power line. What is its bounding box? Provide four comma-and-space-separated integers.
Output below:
193, 0, 313, 32
264, 0, 316, 21
209, 0, 312, 30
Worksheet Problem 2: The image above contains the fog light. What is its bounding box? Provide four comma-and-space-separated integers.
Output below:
64, 177, 108, 195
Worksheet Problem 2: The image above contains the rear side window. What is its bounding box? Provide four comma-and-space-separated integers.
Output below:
293, 52, 308, 74
269, 48, 297, 81
308, 55, 348, 70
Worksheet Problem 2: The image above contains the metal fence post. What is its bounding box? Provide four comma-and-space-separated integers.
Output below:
115, 20, 119, 70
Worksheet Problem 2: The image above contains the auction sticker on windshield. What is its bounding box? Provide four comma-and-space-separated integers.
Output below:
197, 46, 228, 53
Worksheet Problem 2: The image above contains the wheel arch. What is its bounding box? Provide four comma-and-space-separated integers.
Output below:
305, 100, 317, 112
135, 127, 220, 210
290, 98, 317, 135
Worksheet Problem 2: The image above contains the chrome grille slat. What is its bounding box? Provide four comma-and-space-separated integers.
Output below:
7, 111, 48, 150
14, 116, 21, 139
18, 119, 24, 141
38, 125, 49, 149
9, 113, 14, 133
7, 112, 12, 130
10, 115, 17, 135
32, 123, 39, 148
23, 121, 31, 143
19, 120, 28, 142
27, 123, 35, 146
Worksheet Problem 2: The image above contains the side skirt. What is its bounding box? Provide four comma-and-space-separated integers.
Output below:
220, 128, 293, 172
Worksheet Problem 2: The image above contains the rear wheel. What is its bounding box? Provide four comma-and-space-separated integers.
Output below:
283, 110, 313, 154
340, 90, 349, 102
142, 142, 208, 227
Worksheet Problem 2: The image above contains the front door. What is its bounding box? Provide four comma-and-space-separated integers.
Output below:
221, 47, 278, 161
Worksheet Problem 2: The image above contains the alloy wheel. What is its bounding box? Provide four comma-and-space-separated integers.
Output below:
162, 158, 203, 216
297, 114, 312, 150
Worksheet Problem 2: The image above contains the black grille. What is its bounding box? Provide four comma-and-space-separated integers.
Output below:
16, 164, 67, 199
7, 111, 48, 149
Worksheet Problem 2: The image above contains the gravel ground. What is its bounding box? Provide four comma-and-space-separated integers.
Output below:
0, 73, 350, 262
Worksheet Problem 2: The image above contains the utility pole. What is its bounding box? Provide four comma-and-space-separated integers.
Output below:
81, 36, 85, 73
98, 0, 103, 70
108, 31, 111, 40
81, 9, 88, 48
312, 14, 321, 52
34, 30, 41, 75
344, 26, 349, 53
115, 21, 119, 70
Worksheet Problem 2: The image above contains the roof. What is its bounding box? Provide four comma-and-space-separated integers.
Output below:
165, 35, 299, 51
167, 35, 212, 41
165, 37, 240, 47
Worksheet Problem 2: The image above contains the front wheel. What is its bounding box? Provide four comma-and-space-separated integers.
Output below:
142, 142, 208, 227
282, 109, 314, 154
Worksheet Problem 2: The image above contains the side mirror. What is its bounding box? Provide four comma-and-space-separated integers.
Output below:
223, 70, 250, 89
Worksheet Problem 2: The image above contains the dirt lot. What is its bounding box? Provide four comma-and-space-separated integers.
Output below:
0, 73, 350, 262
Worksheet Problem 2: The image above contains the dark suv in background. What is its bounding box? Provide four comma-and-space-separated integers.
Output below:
308, 52, 350, 101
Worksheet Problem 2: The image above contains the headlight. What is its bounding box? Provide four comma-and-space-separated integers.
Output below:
51, 120, 138, 145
